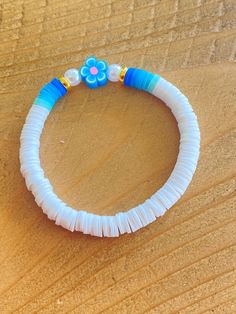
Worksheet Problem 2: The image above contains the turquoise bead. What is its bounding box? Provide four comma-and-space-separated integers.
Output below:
34, 78, 67, 111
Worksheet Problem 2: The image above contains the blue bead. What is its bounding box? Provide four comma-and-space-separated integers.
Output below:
97, 71, 107, 87
34, 79, 67, 111
51, 78, 67, 96
124, 68, 160, 93
80, 57, 108, 89
85, 56, 97, 67
85, 74, 98, 89
124, 68, 134, 86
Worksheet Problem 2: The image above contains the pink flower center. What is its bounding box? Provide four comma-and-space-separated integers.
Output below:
90, 66, 98, 75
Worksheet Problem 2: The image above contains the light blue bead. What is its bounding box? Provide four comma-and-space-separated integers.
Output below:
34, 97, 54, 111
147, 75, 160, 93
34, 79, 67, 111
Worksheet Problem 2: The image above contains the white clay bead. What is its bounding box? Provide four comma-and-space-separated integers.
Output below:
107, 64, 122, 82
64, 68, 81, 86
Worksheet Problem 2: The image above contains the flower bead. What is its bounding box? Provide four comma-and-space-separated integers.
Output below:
80, 57, 108, 89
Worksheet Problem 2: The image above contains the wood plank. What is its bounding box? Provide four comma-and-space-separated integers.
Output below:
0, 0, 235, 313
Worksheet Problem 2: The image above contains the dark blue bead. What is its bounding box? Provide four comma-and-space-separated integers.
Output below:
50, 78, 67, 96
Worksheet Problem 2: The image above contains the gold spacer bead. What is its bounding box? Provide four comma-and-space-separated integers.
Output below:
58, 77, 71, 90
119, 67, 128, 83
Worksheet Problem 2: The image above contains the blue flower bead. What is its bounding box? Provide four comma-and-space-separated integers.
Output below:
80, 57, 108, 89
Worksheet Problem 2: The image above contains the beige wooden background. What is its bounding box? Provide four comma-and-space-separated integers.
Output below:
0, 0, 236, 313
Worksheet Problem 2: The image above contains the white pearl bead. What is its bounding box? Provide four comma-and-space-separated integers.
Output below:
107, 64, 122, 82
64, 68, 81, 86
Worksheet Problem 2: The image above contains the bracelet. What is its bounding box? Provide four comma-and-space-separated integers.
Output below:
20, 56, 200, 237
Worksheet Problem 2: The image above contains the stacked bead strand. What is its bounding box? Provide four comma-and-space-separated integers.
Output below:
19, 57, 200, 237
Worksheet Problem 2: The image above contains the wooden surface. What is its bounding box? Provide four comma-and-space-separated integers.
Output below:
0, 0, 236, 313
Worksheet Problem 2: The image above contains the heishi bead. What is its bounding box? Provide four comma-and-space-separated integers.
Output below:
19, 59, 200, 237
64, 68, 81, 86
107, 64, 122, 82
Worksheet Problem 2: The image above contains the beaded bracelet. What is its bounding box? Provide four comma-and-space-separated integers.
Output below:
20, 56, 200, 237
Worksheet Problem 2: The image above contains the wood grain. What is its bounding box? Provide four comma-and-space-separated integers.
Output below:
0, 0, 236, 313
